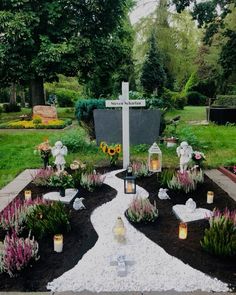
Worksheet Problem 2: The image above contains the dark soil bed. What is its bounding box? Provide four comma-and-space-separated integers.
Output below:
0, 177, 117, 291
118, 171, 236, 290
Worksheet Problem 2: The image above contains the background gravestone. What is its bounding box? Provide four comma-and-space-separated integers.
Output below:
94, 109, 161, 145
33, 105, 58, 123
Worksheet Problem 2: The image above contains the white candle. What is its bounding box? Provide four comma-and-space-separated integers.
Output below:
24, 190, 32, 201
54, 234, 63, 253
179, 222, 188, 239
151, 159, 159, 171
207, 191, 214, 204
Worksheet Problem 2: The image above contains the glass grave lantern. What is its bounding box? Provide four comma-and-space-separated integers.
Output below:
124, 167, 136, 194
148, 142, 162, 172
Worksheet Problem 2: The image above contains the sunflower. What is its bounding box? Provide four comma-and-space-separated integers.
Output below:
100, 141, 106, 149
102, 145, 108, 154
108, 148, 116, 156
115, 145, 121, 154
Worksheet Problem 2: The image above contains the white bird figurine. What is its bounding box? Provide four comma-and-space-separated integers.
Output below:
73, 197, 86, 211
158, 188, 170, 200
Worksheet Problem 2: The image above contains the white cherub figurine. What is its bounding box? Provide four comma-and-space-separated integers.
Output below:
73, 198, 85, 211
158, 188, 170, 200
176, 141, 193, 173
51, 141, 68, 172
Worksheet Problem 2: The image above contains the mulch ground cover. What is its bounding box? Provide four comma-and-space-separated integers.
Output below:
0, 170, 117, 291
117, 170, 236, 290
0, 167, 235, 291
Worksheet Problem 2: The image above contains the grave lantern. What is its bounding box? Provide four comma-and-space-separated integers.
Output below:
124, 167, 136, 194
113, 217, 126, 243
54, 234, 63, 252
148, 142, 162, 172
24, 190, 32, 201
178, 222, 188, 239
207, 191, 214, 204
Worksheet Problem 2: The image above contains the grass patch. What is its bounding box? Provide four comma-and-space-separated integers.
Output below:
0, 106, 235, 189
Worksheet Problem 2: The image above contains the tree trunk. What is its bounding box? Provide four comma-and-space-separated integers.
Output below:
10, 83, 17, 105
20, 89, 25, 108
30, 76, 45, 106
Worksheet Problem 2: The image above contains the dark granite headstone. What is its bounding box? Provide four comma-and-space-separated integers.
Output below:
93, 109, 161, 145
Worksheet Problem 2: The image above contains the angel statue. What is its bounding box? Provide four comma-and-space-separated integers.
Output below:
51, 141, 68, 172
176, 141, 193, 173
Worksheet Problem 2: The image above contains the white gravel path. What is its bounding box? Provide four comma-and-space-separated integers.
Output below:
47, 169, 229, 292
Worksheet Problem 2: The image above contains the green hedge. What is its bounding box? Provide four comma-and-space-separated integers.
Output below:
54, 88, 79, 107
213, 95, 236, 107
75, 99, 106, 123
186, 91, 207, 106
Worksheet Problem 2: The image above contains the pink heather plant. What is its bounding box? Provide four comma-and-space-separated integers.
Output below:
0, 230, 39, 277
131, 161, 149, 178
31, 168, 54, 186
209, 208, 236, 227
0, 197, 45, 233
80, 172, 105, 192
127, 196, 158, 223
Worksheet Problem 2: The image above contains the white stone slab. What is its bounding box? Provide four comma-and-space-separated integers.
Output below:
173, 205, 212, 223
43, 189, 78, 204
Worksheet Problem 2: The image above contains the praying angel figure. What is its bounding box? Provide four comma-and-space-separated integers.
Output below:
176, 141, 193, 173
51, 141, 68, 172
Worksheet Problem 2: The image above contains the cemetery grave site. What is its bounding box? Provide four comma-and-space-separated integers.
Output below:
0, 0, 236, 293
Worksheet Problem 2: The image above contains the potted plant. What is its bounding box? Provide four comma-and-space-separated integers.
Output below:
49, 171, 74, 197
162, 119, 179, 147
34, 139, 52, 169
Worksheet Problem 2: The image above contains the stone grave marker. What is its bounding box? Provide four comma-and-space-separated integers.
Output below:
33, 105, 58, 123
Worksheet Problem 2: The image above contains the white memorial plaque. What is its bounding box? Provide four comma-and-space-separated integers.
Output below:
43, 188, 78, 204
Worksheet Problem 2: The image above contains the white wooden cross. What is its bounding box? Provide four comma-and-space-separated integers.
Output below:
106, 82, 146, 169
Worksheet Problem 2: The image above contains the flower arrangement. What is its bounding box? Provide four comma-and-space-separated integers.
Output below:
131, 161, 149, 178
80, 172, 105, 192
49, 171, 74, 189
34, 139, 52, 169
201, 208, 236, 257
100, 141, 121, 166
192, 151, 206, 167
0, 230, 39, 277
126, 196, 158, 223
2, 119, 70, 129
168, 169, 204, 193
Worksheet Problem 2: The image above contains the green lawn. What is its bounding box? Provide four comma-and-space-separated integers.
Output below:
0, 106, 235, 189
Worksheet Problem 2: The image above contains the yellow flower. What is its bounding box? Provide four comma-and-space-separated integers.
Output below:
108, 148, 116, 156
115, 145, 121, 154
100, 141, 107, 149
102, 145, 108, 154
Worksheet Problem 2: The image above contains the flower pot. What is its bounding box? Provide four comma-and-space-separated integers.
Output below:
164, 137, 177, 147
59, 187, 65, 197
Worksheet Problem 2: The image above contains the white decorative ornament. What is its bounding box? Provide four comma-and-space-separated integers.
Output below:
51, 141, 68, 172
176, 141, 193, 173
185, 198, 196, 213
158, 188, 170, 200
110, 254, 133, 277
73, 198, 86, 211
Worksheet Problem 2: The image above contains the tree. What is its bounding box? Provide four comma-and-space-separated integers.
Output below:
140, 33, 166, 95
0, 0, 131, 105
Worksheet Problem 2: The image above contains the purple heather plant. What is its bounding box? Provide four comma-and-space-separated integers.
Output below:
0, 230, 39, 277
131, 161, 149, 178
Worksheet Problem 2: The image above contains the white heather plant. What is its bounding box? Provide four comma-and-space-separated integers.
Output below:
127, 196, 158, 223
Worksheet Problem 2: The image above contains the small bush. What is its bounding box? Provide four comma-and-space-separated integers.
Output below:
201, 208, 236, 257
213, 95, 236, 107
25, 201, 71, 239
171, 92, 187, 110
0, 231, 39, 277
54, 88, 78, 107
49, 171, 74, 189
75, 98, 106, 123
32, 116, 42, 125
186, 91, 207, 106
3, 103, 21, 113
126, 197, 158, 223
59, 129, 92, 153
